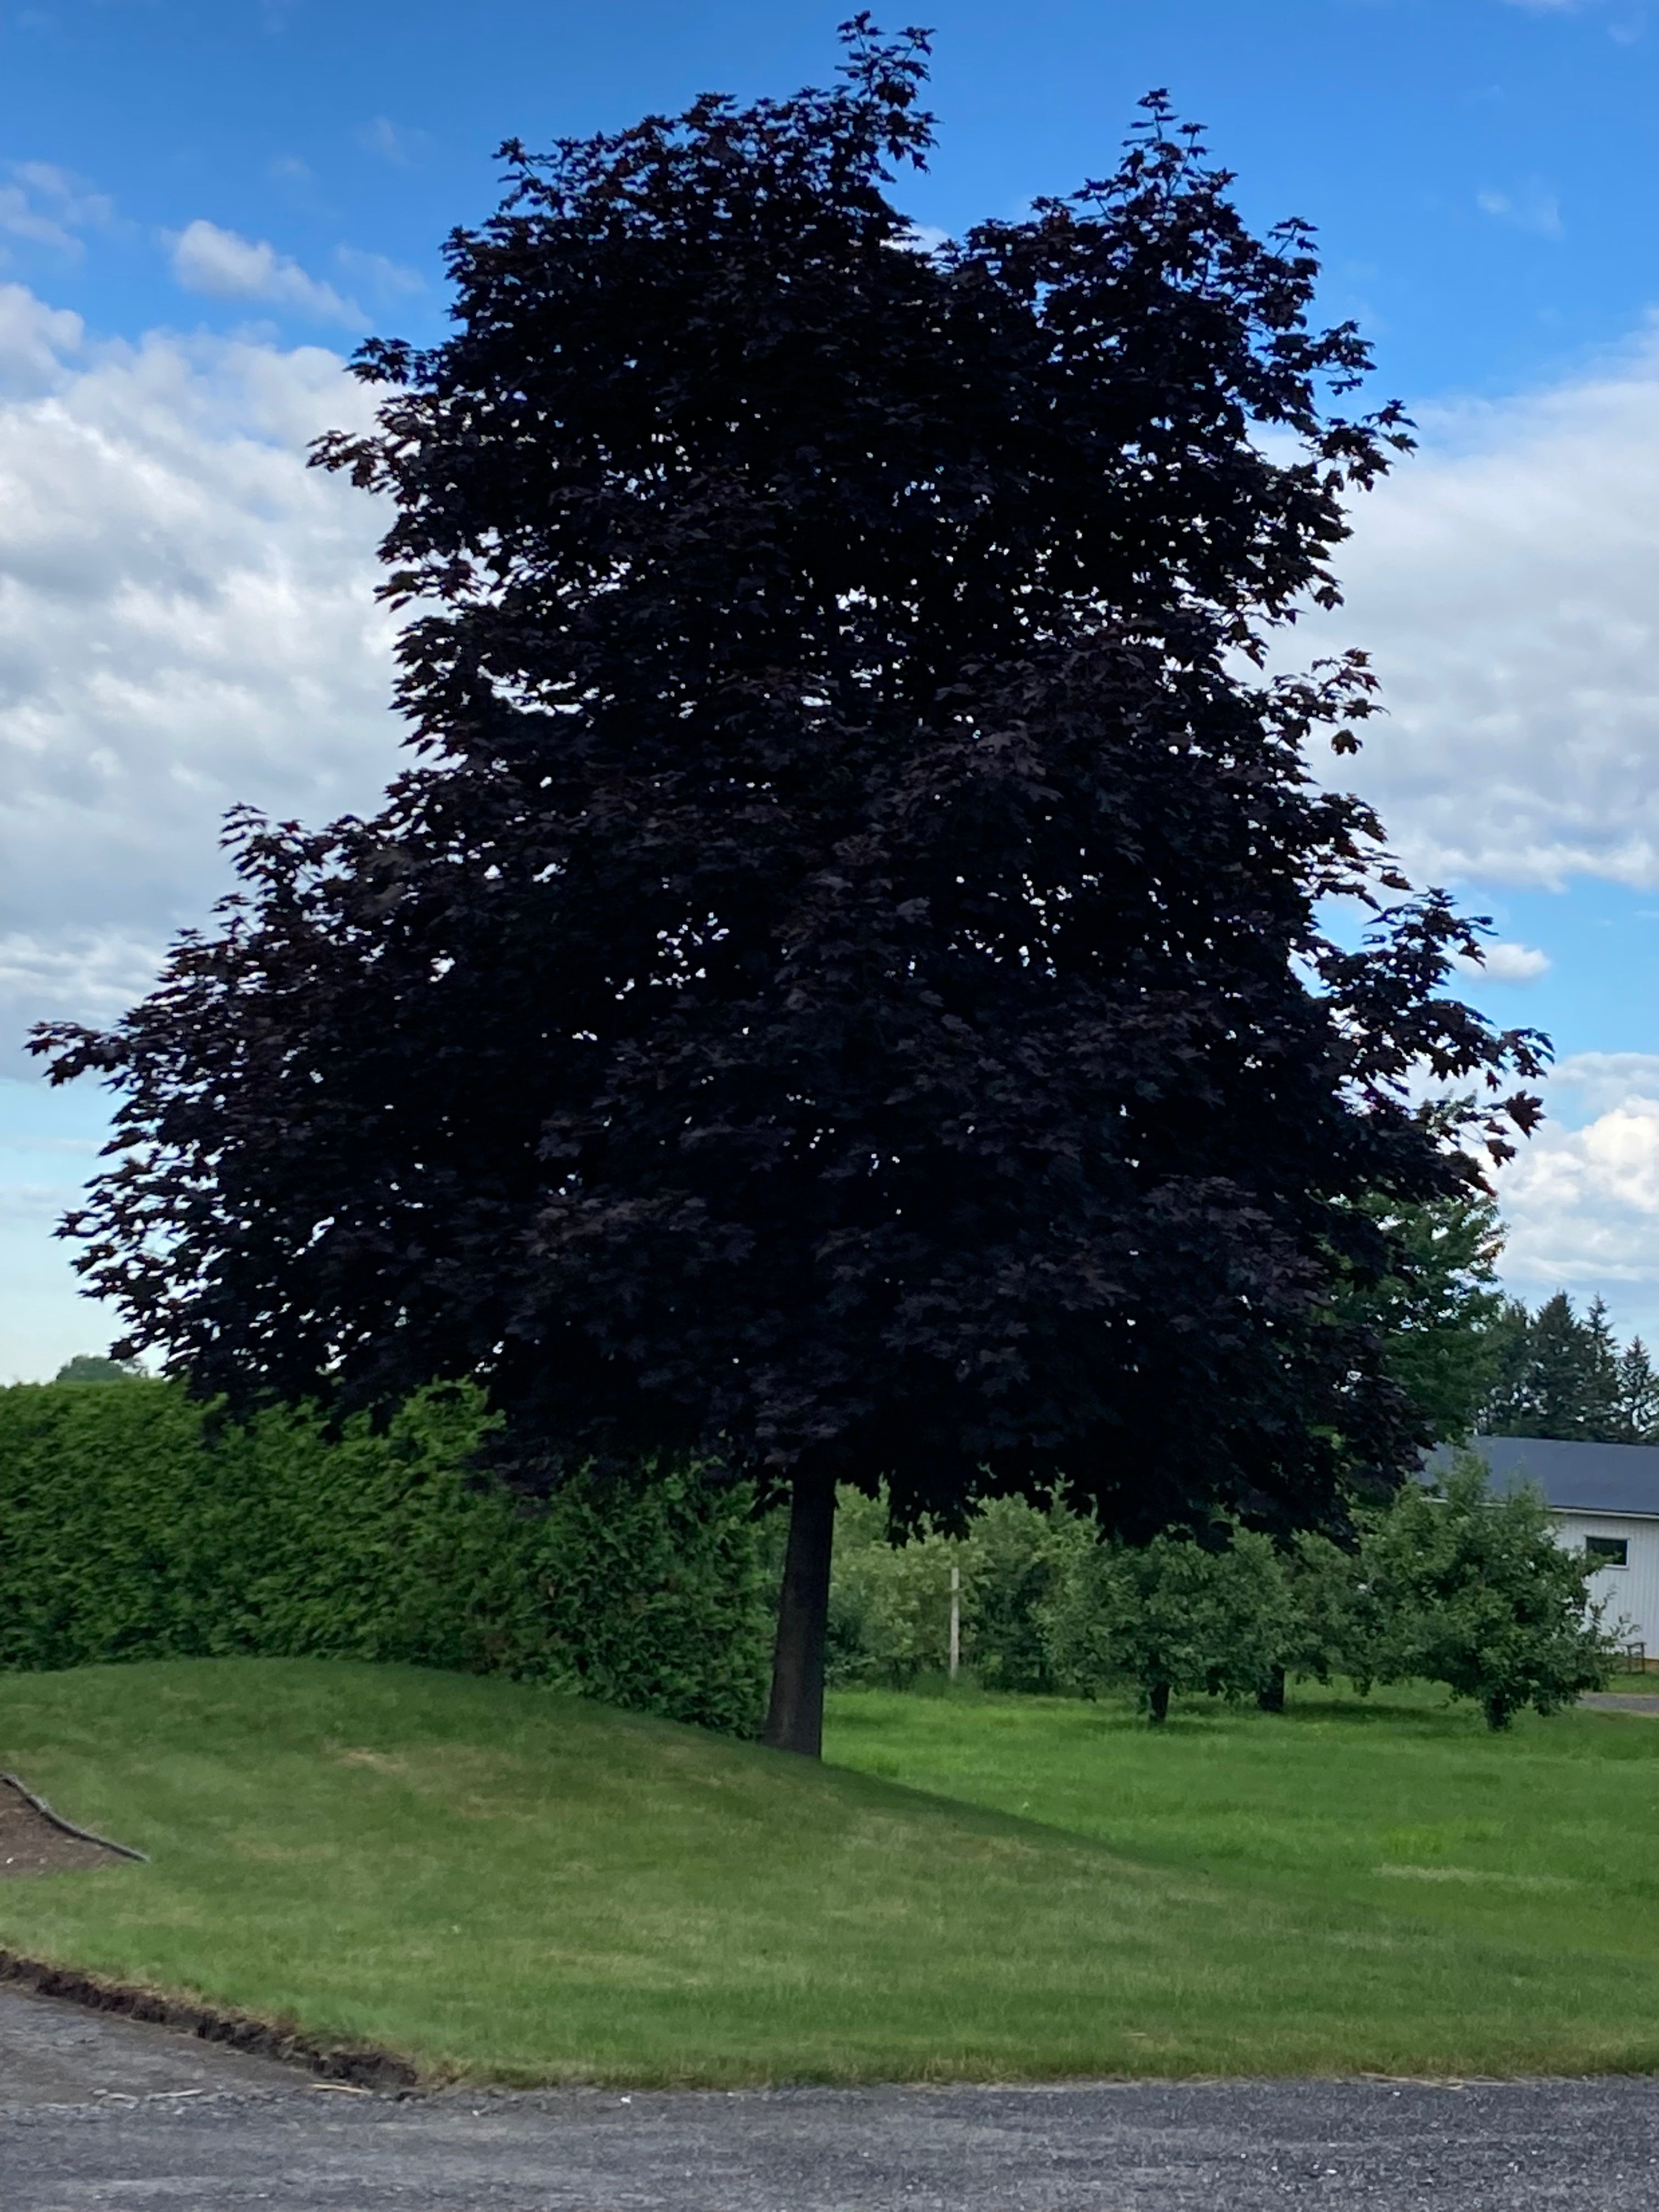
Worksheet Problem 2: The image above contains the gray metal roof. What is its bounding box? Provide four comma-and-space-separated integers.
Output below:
1450, 1435, 1659, 1518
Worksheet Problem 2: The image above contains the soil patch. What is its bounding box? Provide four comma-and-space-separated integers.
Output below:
0, 1778, 131, 1878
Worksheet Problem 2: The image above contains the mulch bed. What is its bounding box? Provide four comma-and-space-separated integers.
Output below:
0, 1778, 133, 1878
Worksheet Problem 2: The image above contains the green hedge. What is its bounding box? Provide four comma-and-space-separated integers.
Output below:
0, 1380, 770, 1736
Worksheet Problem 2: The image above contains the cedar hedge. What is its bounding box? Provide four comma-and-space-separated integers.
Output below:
0, 1379, 769, 1736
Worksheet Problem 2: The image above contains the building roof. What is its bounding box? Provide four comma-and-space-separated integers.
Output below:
1453, 1435, 1659, 1519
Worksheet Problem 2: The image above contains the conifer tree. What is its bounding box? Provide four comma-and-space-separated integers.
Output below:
1616, 1339, 1659, 1443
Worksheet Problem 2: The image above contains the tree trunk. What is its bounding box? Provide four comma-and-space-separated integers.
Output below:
1257, 1663, 1286, 1714
1147, 1680, 1171, 1726
763, 1474, 837, 1757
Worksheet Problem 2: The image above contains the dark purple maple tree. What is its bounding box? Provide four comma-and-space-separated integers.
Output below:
34, 22, 1544, 1756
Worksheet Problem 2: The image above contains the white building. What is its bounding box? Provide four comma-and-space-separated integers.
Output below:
1464, 1435, 1659, 1661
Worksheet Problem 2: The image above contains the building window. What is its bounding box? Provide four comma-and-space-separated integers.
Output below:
1586, 1536, 1629, 1569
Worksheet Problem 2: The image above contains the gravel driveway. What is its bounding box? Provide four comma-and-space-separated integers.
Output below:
5, 1983, 1659, 2210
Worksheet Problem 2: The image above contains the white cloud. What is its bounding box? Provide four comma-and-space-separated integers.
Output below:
168, 218, 360, 324
0, 286, 402, 1069
0, 284, 82, 391
1483, 1052, 1659, 1339
1454, 939, 1551, 983
1305, 323, 1659, 889
0, 162, 115, 258
357, 116, 429, 167
1476, 182, 1565, 238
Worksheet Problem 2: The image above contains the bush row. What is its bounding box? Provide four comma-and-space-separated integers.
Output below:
830, 1463, 1620, 1730
0, 1379, 771, 1735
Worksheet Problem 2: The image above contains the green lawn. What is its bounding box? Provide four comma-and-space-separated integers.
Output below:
1, 1657, 1657, 2084
826, 1680, 1659, 1986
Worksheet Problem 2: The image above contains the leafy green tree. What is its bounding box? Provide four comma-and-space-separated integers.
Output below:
1339, 1189, 1506, 1444
32, 26, 1542, 1759
826, 1488, 1064, 1690
960, 1496, 1070, 1694
1042, 1526, 1291, 1724
52, 1353, 144, 1385
1259, 1526, 1389, 1710
1367, 1459, 1616, 1729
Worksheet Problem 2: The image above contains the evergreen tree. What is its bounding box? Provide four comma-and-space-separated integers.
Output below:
1478, 1293, 1633, 1443
1477, 1296, 1535, 1435
1525, 1294, 1598, 1437
1615, 1338, 1659, 1444
1584, 1296, 1623, 1440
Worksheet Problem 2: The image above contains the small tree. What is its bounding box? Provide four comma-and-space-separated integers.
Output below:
1259, 1525, 1388, 1711
1042, 1525, 1291, 1724
961, 1495, 1070, 1694
1368, 1459, 1617, 1729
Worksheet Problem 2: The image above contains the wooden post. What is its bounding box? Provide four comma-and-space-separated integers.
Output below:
949, 1561, 961, 1680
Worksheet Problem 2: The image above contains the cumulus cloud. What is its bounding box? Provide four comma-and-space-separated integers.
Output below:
0, 285, 82, 391
0, 286, 402, 1068
1494, 1055, 1659, 1330
168, 218, 360, 324
1455, 939, 1551, 983
1305, 324, 1659, 889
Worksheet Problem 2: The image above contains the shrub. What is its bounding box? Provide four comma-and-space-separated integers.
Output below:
0, 1380, 769, 1735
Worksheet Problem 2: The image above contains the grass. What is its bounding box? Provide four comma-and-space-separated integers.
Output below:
826, 1679, 1659, 1983
0, 1657, 1656, 2083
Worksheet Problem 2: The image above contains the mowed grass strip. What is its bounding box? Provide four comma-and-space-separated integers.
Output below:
0, 1657, 1653, 2084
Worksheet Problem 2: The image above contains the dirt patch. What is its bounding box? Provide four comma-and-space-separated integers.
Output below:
0, 1778, 133, 1878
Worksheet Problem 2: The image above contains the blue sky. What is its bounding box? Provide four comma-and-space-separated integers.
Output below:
4, 0, 1659, 1374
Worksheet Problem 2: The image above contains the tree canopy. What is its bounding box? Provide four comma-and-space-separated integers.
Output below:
51, 1353, 144, 1386
33, 22, 1543, 1753
1336, 1187, 1506, 1446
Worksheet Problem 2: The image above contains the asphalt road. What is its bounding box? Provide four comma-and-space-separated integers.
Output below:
5, 1983, 1659, 2210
